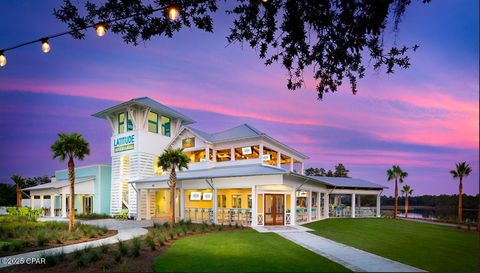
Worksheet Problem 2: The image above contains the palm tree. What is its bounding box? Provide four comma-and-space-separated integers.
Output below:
11, 175, 26, 208
450, 162, 472, 225
387, 165, 408, 220
401, 185, 413, 218
51, 133, 90, 232
157, 148, 190, 227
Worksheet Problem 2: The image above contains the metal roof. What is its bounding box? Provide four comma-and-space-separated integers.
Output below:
306, 176, 386, 189
183, 124, 309, 159
92, 97, 195, 125
24, 176, 96, 191
131, 164, 287, 183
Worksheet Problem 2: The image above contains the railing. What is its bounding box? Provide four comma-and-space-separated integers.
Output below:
355, 207, 377, 217
296, 207, 308, 222
329, 206, 352, 218
311, 207, 318, 220
184, 207, 252, 226
285, 209, 291, 225
257, 213, 264, 225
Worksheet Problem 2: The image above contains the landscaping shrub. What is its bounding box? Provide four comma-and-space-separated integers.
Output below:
118, 240, 128, 256
157, 234, 165, 246
75, 213, 111, 219
130, 238, 141, 257
100, 243, 110, 254
36, 232, 50, 246
168, 229, 176, 240
145, 234, 156, 250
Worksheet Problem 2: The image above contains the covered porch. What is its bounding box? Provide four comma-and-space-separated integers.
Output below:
23, 176, 96, 217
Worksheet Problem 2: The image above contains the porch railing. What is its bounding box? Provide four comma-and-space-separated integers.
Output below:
355, 207, 377, 217
184, 207, 252, 226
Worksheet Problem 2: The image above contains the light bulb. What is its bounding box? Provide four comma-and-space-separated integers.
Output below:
0, 52, 6, 67
41, 39, 50, 53
96, 24, 106, 37
168, 6, 180, 21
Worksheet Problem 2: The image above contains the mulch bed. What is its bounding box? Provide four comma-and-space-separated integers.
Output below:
0, 230, 118, 258
1, 226, 244, 273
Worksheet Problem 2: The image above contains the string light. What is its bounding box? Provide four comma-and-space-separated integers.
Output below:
167, 5, 180, 21
41, 38, 51, 53
0, 4, 175, 68
0, 51, 6, 67
96, 23, 106, 37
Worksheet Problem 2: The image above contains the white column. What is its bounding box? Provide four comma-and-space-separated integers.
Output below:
40, 195, 44, 216
61, 194, 67, 217
317, 192, 321, 219
290, 159, 294, 172
230, 147, 235, 161
376, 194, 381, 217
212, 188, 218, 224
277, 152, 281, 168
324, 193, 329, 219
351, 193, 356, 218
205, 147, 210, 162
136, 189, 141, 220
30, 195, 35, 208
259, 144, 264, 164
307, 190, 312, 222
290, 189, 296, 225
180, 188, 185, 220
251, 186, 257, 226
212, 149, 217, 162
301, 162, 305, 175
146, 189, 151, 220
50, 195, 55, 217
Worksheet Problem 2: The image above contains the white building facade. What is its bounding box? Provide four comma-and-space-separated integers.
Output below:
94, 97, 385, 226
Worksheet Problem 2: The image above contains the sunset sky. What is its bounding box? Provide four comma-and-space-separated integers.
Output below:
0, 1, 478, 196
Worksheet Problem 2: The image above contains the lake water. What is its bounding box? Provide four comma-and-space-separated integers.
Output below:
389, 207, 479, 223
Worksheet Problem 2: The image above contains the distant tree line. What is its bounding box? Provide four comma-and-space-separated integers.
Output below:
0, 176, 50, 206
305, 163, 350, 177
381, 194, 479, 210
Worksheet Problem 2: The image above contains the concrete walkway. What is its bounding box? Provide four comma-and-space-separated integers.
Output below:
276, 230, 425, 272
0, 219, 153, 269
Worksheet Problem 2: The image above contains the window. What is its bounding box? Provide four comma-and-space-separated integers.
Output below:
263, 146, 278, 166
234, 145, 260, 160
183, 150, 206, 163
127, 112, 133, 131
118, 113, 125, 133
148, 112, 158, 133
182, 137, 195, 148
247, 194, 252, 209
161, 116, 171, 137
232, 194, 242, 208
218, 194, 227, 208
216, 149, 231, 162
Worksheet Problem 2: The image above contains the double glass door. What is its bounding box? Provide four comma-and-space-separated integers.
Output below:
264, 194, 284, 225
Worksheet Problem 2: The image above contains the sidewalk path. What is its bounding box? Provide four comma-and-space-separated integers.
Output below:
0, 219, 153, 269
276, 230, 425, 272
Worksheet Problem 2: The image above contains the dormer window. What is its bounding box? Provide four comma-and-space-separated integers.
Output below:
127, 113, 133, 131
161, 116, 171, 137
118, 113, 125, 133
148, 112, 158, 133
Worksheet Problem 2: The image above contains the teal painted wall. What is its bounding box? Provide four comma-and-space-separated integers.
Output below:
55, 165, 111, 215
99, 166, 111, 214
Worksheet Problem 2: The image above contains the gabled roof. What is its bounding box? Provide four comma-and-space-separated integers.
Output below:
307, 176, 386, 189
92, 97, 195, 125
132, 164, 287, 183
23, 176, 96, 191
178, 124, 308, 159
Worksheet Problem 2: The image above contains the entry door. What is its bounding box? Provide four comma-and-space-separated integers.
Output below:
264, 194, 284, 225
83, 196, 93, 214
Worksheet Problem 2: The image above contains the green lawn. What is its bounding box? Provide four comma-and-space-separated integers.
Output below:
305, 218, 480, 273
153, 230, 350, 272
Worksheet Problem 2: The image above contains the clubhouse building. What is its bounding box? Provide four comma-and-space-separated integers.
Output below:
26, 97, 385, 226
